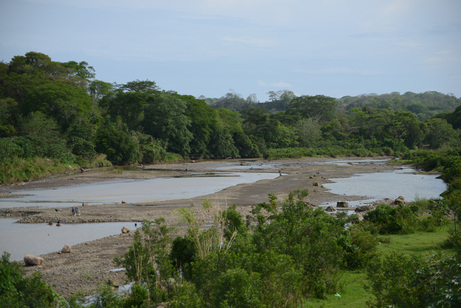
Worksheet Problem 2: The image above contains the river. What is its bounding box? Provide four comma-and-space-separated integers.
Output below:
0, 158, 447, 261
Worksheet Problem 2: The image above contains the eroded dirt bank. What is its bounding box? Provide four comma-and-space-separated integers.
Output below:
0, 157, 397, 298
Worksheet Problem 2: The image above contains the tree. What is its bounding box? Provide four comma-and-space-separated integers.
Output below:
22, 82, 93, 131
423, 118, 459, 149
89, 80, 114, 101
294, 117, 322, 147
118, 79, 159, 93
95, 122, 139, 164
61, 60, 95, 80
0, 98, 19, 137
19, 111, 60, 139
287, 95, 339, 123
209, 128, 239, 158
0, 252, 64, 307
99, 92, 148, 131
181, 95, 218, 158
142, 93, 192, 157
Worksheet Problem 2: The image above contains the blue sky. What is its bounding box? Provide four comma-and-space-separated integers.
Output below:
1, 0, 460, 101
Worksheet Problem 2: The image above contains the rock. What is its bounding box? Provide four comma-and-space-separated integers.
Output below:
325, 206, 336, 212
61, 245, 72, 253
81, 202, 88, 206
108, 278, 121, 287
121, 226, 130, 234
337, 201, 349, 208
393, 196, 407, 205
24, 254, 44, 266
121, 200, 127, 204
355, 205, 372, 213
313, 182, 321, 187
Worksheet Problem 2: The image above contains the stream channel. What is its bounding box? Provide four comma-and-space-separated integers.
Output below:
0, 158, 447, 261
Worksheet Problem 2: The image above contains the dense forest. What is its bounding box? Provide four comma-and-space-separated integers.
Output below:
1, 52, 460, 184
1, 52, 460, 307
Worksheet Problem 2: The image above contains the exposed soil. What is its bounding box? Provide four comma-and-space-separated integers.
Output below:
0, 157, 398, 299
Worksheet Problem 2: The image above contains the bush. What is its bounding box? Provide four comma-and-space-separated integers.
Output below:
364, 204, 417, 234
341, 226, 379, 270
0, 252, 65, 307
366, 252, 461, 307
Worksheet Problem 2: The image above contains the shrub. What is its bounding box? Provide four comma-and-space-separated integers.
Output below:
366, 252, 461, 307
364, 204, 417, 234
0, 252, 65, 307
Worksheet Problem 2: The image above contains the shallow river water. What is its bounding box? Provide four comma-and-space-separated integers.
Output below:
0, 172, 278, 209
321, 166, 446, 209
0, 159, 447, 260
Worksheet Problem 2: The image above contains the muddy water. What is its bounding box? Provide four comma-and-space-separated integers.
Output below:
0, 160, 447, 261
0, 171, 279, 260
0, 219, 140, 261
322, 167, 447, 209
0, 172, 279, 209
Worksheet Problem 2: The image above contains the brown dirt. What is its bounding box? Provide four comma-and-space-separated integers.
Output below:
0, 157, 398, 299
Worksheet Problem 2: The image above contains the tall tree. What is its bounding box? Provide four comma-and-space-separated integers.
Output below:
142, 93, 192, 157
287, 95, 339, 122
22, 82, 93, 131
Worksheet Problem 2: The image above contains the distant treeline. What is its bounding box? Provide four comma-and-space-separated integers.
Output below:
206, 90, 461, 120
1, 52, 460, 183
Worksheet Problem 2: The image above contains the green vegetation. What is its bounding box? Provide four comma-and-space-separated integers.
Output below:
0, 252, 66, 307
66, 189, 457, 307
1, 51, 460, 306
1, 51, 460, 184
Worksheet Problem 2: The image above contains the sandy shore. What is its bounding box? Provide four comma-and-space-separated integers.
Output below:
0, 157, 397, 298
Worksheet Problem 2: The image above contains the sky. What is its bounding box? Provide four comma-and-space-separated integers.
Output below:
1, 0, 460, 101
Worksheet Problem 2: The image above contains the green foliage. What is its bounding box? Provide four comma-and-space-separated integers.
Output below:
131, 132, 166, 164
142, 93, 193, 157
91, 284, 123, 308
366, 252, 461, 308
364, 204, 417, 234
287, 95, 339, 123
118, 79, 159, 93
0, 252, 65, 307
170, 236, 197, 280
95, 122, 139, 164
209, 128, 239, 158
341, 226, 379, 270
22, 82, 93, 131
423, 118, 460, 149
340, 91, 461, 120
114, 219, 175, 305
19, 110, 60, 139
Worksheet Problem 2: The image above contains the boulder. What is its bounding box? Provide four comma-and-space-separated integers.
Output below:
24, 254, 44, 266
337, 201, 349, 208
355, 205, 372, 213
313, 182, 321, 187
108, 278, 121, 288
393, 196, 407, 205
121, 226, 130, 234
325, 206, 336, 212
61, 245, 72, 253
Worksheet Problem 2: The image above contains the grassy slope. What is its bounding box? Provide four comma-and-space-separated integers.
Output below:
303, 224, 454, 307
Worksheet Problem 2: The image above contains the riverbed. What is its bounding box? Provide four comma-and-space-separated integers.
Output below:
0, 157, 447, 298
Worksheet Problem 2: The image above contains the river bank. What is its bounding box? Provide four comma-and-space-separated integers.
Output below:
1, 157, 404, 298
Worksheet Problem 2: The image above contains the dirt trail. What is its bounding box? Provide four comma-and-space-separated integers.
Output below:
0, 157, 396, 298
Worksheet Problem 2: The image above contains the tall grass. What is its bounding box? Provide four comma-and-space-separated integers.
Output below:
0, 155, 111, 184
